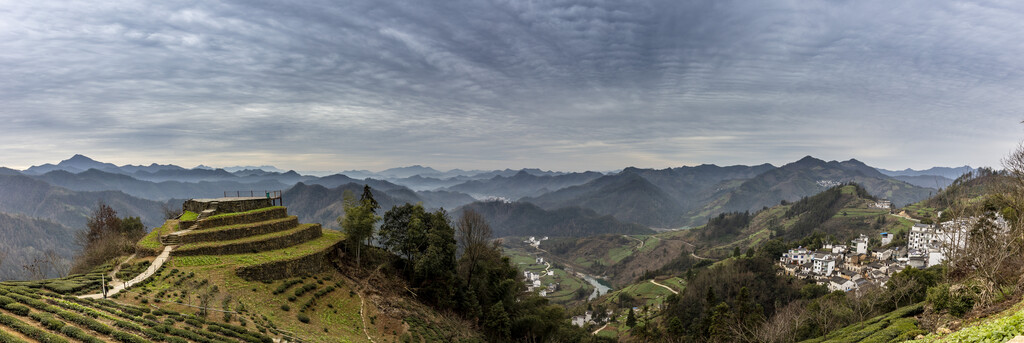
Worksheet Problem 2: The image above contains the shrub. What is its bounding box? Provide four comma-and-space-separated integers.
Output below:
927, 283, 976, 317
280, 304, 290, 312
297, 313, 310, 324
4, 303, 30, 316
29, 312, 65, 331
59, 326, 103, 343
111, 330, 147, 343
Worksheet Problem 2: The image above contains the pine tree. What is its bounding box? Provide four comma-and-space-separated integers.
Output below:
626, 307, 637, 327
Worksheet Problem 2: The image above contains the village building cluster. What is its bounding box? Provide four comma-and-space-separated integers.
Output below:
524, 256, 557, 296
777, 211, 1001, 293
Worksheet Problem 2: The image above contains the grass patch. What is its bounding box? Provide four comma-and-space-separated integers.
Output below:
180, 211, 199, 222
137, 220, 177, 251
224, 230, 345, 266
801, 303, 924, 343
205, 206, 286, 221
177, 223, 319, 251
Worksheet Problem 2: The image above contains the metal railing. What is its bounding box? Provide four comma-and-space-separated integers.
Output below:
222, 190, 283, 206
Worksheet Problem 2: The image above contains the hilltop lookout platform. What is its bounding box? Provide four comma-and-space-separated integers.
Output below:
184, 191, 282, 214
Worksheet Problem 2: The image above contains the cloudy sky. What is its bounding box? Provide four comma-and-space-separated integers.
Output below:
2, 0, 1024, 172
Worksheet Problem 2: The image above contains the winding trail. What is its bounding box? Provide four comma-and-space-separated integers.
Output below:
359, 292, 376, 343
622, 235, 644, 250
592, 323, 609, 335
79, 246, 174, 299
678, 240, 711, 260
106, 254, 136, 288
650, 279, 679, 295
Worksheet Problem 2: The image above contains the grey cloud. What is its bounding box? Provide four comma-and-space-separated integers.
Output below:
1, 0, 1023, 171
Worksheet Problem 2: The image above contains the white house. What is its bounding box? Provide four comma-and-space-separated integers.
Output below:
872, 249, 893, 261
880, 232, 893, 246
826, 277, 857, 292
812, 253, 837, 276
852, 234, 869, 255
781, 247, 811, 265
908, 223, 934, 251
927, 248, 945, 268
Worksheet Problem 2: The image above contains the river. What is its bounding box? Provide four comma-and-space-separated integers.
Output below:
581, 274, 612, 300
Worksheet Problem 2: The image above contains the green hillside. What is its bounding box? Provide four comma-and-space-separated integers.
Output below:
0, 198, 482, 343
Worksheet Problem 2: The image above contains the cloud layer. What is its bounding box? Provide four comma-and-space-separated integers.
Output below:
2, 0, 1024, 171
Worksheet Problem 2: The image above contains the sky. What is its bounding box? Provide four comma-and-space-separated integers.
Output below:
3, 0, 1024, 172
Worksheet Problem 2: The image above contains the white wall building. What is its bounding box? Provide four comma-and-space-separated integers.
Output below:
880, 232, 893, 246
853, 234, 869, 255
781, 247, 811, 265
812, 253, 836, 276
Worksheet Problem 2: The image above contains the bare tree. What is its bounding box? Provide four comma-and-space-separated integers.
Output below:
43, 249, 70, 278
22, 252, 52, 280
456, 209, 494, 285
847, 284, 884, 323
747, 301, 807, 343
887, 275, 920, 309
938, 142, 1024, 305
161, 203, 182, 220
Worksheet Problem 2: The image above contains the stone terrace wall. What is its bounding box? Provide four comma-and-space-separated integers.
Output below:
174, 224, 322, 256
178, 216, 299, 244
183, 198, 274, 215
197, 207, 288, 230
235, 240, 345, 281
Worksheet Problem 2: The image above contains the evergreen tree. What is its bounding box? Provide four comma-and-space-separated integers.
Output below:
626, 307, 637, 327
484, 302, 511, 340
708, 302, 732, 342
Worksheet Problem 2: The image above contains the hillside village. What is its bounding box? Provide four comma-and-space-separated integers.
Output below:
778, 206, 1005, 293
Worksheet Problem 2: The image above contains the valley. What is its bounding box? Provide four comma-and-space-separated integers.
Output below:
3, 154, 1022, 342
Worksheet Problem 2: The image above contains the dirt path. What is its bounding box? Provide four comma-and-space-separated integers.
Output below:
622, 235, 644, 250
592, 322, 609, 335
650, 279, 679, 295
107, 254, 136, 287
678, 240, 710, 260
359, 292, 376, 343
79, 246, 174, 299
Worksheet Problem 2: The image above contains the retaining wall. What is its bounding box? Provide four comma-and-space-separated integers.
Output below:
177, 216, 299, 244
183, 198, 274, 215
235, 239, 345, 281
196, 207, 288, 230
173, 224, 322, 256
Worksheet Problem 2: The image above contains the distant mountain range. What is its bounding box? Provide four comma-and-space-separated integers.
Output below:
876, 166, 975, 179
522, 157, 935, 228
0, 154, 973, 279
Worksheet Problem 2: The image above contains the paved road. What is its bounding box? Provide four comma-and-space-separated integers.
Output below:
79, 246, 174, 299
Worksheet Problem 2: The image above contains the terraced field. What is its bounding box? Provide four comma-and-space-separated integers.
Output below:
0, 283, 273, 343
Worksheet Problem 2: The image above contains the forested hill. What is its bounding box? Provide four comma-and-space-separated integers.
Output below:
0, 212, 78, 280
283, 182, 475, 229
458, 200, 654, 237
522, 157, 933, 229
0, 174, 165, 230
700, 156, 933, 218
